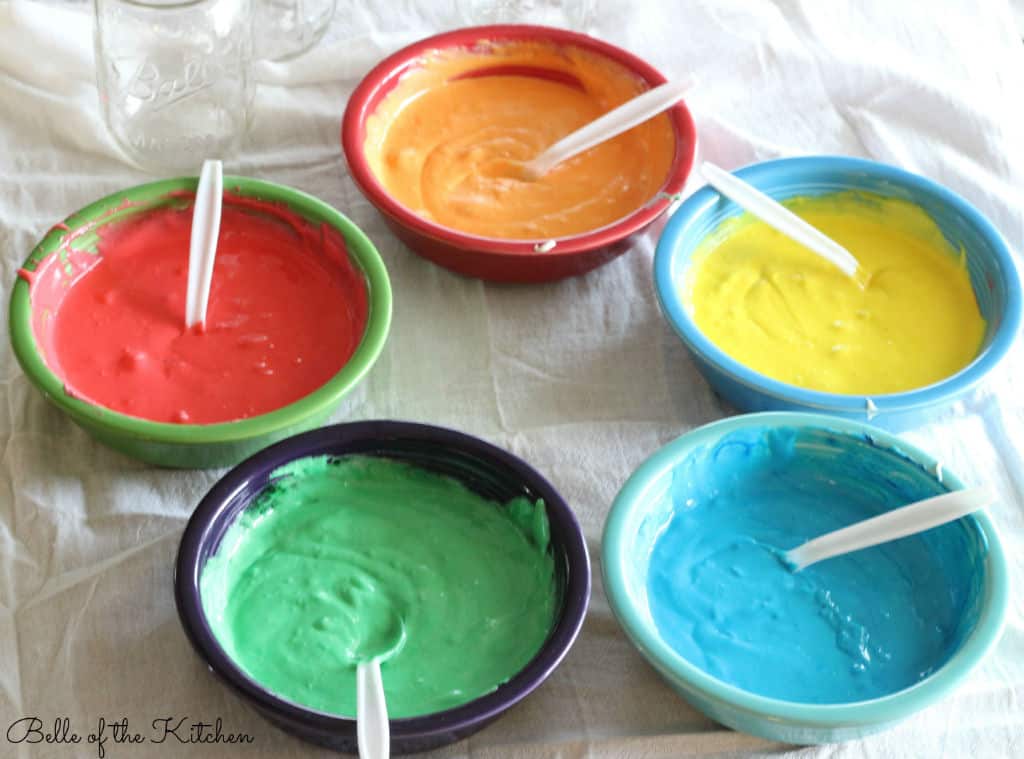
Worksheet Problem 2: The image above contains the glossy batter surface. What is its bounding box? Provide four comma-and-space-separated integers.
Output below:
364, 42, 676, 240
29, 196, 368, 423
646, 426, 982, 703
200, 455, 557, 718
684, 193, 985, 394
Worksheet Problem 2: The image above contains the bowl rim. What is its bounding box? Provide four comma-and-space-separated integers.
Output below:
653, 154, 1023, 414
602, 411, 1010, 727
341, 23, 697, 256
174, 419, 592, 741
8, 175, 393, 444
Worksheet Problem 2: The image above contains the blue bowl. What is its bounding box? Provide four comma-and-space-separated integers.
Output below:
653, 156, 1022, 430
602, 412, 1008, 744
175, 421, 591, 754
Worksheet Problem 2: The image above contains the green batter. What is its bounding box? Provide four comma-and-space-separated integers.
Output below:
200, 455, 557, 718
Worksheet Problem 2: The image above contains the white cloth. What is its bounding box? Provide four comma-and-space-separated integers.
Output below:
2, 0, 1023, 757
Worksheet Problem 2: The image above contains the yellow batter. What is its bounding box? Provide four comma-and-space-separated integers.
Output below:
363, 41, 676, 240
684, 193, 986, 395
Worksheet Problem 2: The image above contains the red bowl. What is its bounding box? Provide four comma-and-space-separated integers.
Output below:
341, 25, 697, 283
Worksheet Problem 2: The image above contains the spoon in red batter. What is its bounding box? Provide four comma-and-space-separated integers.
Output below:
185, 159, 224, 331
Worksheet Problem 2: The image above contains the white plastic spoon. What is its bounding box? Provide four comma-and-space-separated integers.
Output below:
700, 161, 860, 278
356, 659, 389, 759
785, 486, 995, 571
356, 622, 407, 759
518, 78, 694, 180
185, 159, 223, 330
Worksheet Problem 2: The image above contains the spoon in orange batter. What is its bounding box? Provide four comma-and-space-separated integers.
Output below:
510, 78, 693, 181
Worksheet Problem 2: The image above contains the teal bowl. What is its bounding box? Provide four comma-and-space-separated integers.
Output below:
9, 176, 392, 469
602, 412, 1008, 744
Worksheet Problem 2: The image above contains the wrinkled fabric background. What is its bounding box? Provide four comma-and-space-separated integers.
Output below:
1, 0, 1023, 757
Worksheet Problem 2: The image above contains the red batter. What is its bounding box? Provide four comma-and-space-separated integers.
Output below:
27, 196, 368, 424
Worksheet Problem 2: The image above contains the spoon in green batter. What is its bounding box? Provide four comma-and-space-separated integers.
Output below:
356, 620, 407, 759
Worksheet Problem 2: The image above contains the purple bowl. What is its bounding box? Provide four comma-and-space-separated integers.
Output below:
174, 420, 591, 754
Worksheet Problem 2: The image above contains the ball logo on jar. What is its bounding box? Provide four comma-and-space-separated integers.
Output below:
122, 39, 246, 113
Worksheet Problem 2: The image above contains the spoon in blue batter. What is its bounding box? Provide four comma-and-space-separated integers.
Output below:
356, 620, 407, 759
785, 486, 994, 571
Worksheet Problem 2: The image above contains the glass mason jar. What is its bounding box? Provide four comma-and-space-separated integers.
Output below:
465, 0, 596, 29
94, 0, 253, 173
253, 0, 337, 61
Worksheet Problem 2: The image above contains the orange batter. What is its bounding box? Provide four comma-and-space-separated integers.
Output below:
363, 41, 677, 240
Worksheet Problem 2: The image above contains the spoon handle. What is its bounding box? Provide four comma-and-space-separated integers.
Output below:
185, 159, 223, 330
357, 659, 390, 759
699, 161, 860, 278
525, 78, 693, 178
786, 486, 995, 571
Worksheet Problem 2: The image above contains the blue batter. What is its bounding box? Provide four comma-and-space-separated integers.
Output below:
646, 426, 985, 704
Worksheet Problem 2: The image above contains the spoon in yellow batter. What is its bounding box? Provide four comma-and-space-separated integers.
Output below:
513, 78, 694, 180
700, 161, 861, 279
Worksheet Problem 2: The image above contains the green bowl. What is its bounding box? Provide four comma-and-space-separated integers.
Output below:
8, 176, 392, 469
